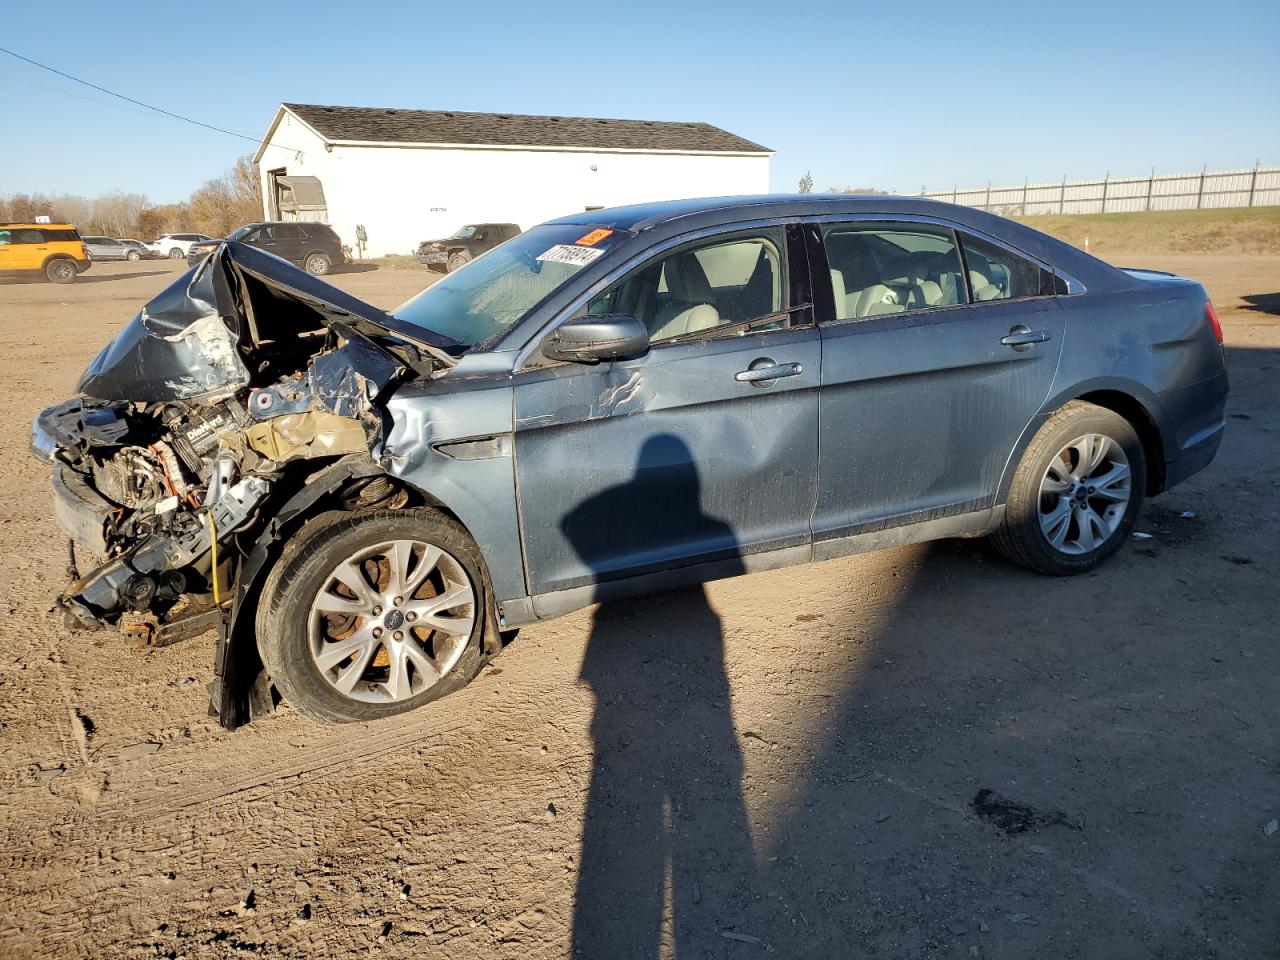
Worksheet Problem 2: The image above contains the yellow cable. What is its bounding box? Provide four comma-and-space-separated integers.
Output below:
207, 511, 221, 606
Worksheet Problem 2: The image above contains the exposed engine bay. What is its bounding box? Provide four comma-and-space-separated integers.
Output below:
30, 242, 459, 722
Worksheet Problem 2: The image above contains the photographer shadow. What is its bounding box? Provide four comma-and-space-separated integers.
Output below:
563, 434, 755, 958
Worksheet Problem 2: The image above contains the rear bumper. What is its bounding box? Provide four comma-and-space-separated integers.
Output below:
1164, 420, 1225, 490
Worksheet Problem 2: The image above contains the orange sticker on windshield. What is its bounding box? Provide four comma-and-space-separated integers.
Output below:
575, 228, 613, 247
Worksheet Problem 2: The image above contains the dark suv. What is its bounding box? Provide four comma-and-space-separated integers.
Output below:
415, 223, 521, 272
188, 222, 345, 275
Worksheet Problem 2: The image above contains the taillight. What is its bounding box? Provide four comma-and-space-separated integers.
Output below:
1204, 300, 1223, 345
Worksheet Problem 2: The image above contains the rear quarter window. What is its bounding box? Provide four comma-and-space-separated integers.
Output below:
959, 233, 1057, 302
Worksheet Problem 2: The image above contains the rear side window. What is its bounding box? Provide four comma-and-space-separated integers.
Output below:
274, 224, 306, 240
958, 233, 1058, 300
9, 228, 45, 244
821, 222, 966, 320
42, 228, 81, 242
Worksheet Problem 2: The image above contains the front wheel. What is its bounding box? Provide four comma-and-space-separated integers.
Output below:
304, 252, 332, 275
168, 247, 184, 259
990, 401, 1146, 575
446, 250, 471, 272
257, 509, 494, 723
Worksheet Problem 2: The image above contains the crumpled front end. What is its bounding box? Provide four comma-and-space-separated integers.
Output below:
32, 241, 454, 647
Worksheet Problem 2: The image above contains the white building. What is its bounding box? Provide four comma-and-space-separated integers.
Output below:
253, 103, 771, 258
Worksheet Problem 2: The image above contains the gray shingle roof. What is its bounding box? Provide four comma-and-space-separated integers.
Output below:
283, 103, 771, 154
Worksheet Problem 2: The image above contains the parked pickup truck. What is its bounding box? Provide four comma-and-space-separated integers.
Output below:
415, 223, 521, 272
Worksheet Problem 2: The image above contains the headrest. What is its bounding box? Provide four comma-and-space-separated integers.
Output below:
664, 252, 712, 303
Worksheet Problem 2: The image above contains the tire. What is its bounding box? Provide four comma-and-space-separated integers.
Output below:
168, 247, 184, 260
257, 508, 496, 723
126, 250, 142, 262
45, 258, 77, 284
304, 252, 332, 276
990, 400, 1146, 575
446, 250, 471, 272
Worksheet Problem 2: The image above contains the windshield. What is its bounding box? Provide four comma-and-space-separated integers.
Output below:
450, 225, 477, 239
392, 223, 624, 348
228, 226, 255, 240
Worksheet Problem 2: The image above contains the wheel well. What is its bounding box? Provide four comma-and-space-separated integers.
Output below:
1077, 390, 1166, 494
41, 253, 75, 268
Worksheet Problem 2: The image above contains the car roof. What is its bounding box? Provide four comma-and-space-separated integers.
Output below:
547, 194, 1131, 292
0, 222, 77, 229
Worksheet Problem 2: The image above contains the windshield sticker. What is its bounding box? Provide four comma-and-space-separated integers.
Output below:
536, 244, 606, 267
574, 228, 613, 247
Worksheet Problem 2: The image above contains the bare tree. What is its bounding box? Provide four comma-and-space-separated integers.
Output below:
798, 171, 814, 194
3, 153, 260, 240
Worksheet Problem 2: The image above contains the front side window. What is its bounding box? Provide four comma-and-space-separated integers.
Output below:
0, 230, 10, 246
588, 230, 786, 343
821, 222, 966, 320
959, 233, 1058, 301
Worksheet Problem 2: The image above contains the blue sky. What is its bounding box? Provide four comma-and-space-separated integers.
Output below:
2, 0, 1277, 203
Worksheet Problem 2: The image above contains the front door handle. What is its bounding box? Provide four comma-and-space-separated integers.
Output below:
735, 359, 803, 385
1000, 325, 1051, 351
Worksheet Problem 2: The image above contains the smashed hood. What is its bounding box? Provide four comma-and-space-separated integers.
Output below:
77, 241, 458, 404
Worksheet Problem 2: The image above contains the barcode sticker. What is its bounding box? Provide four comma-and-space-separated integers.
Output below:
536, 244, 606, 267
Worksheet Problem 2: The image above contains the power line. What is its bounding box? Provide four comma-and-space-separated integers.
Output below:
0, 45, 263, 145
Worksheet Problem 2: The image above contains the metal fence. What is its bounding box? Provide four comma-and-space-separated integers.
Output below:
922, 164, 1280, 216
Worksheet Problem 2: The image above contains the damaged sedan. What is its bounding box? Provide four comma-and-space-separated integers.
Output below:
32, 196, 1228, 728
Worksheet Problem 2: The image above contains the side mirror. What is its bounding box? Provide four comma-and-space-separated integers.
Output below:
541, 315, 650, 364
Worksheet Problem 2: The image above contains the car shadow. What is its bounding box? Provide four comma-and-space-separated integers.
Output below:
1240, 293, 1280, 316
77, 270, 174, 284
555, 340, 1276, 957
0, 269, 174, 286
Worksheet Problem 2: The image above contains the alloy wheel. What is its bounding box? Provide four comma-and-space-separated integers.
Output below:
1038, 433, 1132, 555
307, 539, 476, 703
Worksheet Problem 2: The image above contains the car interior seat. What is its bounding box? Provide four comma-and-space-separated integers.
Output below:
650, 253, 721, 339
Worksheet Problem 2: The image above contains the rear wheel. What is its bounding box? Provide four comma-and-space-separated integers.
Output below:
990, 401, 1146, 575
126, 250, 142, 262
45, 258, 77, 283
446, 250, 471, 272
257, 509, 494, 723
304, 252, 332, 275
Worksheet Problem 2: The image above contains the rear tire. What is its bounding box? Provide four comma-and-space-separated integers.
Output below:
45, 258, 77, 284
304, 252, 332, 275
126, 250, 142, 262
990, 401, 1146, 575
446, 250, 471, 272
257, 509, 495, 723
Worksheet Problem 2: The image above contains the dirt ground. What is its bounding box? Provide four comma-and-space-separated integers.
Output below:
0, 255, 1276, 959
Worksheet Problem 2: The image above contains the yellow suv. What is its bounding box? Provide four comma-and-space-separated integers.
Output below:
0, 223, 91, 283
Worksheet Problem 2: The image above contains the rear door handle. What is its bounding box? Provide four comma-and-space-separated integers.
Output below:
1000, 325, 1051, 351
736, 360, 803, 384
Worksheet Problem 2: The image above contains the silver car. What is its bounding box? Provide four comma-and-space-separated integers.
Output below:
81, 236, 132, 261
